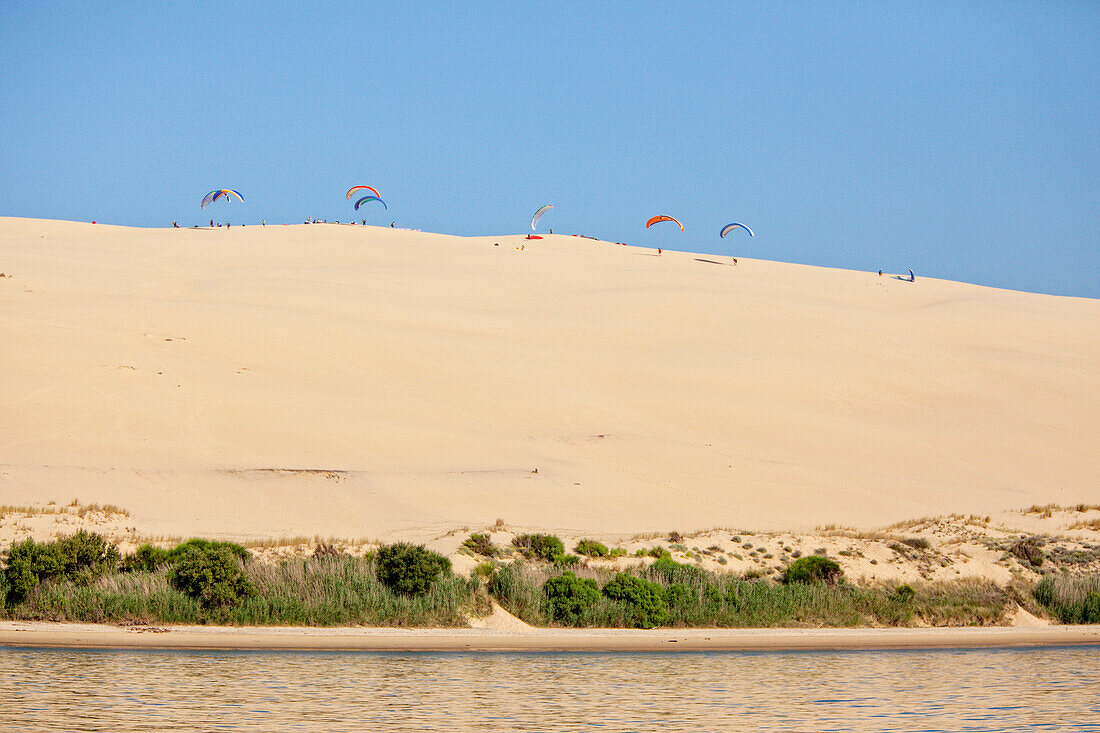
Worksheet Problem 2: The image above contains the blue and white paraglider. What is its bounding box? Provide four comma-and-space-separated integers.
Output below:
720, 222, 754, 238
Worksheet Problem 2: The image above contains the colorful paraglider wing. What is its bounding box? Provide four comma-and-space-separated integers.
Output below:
645, 215, 684, 231
346, 185, 381, 201
354, 195, 387, 211
720, 222, 754, 238
531, 204, 553, 231
201, 189, 244, 209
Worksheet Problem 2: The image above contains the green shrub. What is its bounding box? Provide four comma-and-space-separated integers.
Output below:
609, 547, 627, 558
55, 531, 121, 581
376, 542, 451, 597
602, 573, 668, 628
4, 539, 64, 602
542, 571, 600, 624
118, 539, 246, 576
2, 531, 120, 603
167, 545, 255, 608
462, 533, 497, 557
167, 538, 250, 564
574, 539, 609, 558
554, 553, 581, 567
665, 582, 693, 608
893, 584, 916, 602
783, 555, 843, 585
120, 544, 171, 573
512, 534, 565, 562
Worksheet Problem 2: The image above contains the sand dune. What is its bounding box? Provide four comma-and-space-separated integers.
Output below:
1, 217, 1096, 541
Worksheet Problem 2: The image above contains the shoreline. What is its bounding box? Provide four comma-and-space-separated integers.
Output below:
2, 621, 1098, 653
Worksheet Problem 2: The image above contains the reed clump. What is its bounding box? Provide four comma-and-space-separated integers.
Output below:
1034, 574, 1100, 624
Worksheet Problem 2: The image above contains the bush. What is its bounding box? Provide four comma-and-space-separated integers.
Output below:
574, 539, 609, 558
602, 573, 668, 628
2, 531, 120, 603
120, 544, 171, 573
783, 556, 843, 585
167, 538, 250, 564
512, 534, 565, 562
117, 538, 247, 576
542, 571, 600, 624
167, 545, 255, 608
554, 554, 581, 567
55, 531, 121, 581
893, 584, 916, 603
462, 533, 497, 557
1011, 538, 1044, 567
376, 543, 451, 597
4, 539, 64, 602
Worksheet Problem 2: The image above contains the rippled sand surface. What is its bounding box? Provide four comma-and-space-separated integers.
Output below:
2, 646, 1098, 731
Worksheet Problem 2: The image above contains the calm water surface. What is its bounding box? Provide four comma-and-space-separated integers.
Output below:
2, 645, 1098, 732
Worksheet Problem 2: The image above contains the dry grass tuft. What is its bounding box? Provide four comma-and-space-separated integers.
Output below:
0, 501, 130, 519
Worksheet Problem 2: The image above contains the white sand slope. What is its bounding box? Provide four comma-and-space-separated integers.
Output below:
1, 218, 1097, 541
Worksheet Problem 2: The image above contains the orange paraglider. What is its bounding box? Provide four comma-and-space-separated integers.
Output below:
645, 215, 684, 231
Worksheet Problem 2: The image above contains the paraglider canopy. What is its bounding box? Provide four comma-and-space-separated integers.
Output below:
720, 222, 754, 238
346, 185, 381, 201
531, 204, 553, 231
646, 215, 684, 231
201, 189, 243, 210
354, 195, 387, 211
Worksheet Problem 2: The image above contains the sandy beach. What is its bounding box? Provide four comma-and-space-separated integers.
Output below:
2, 619, 1097, 652
1, 217, 1097, 546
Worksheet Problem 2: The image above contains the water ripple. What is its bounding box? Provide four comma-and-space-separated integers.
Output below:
0, 646, 1097, 731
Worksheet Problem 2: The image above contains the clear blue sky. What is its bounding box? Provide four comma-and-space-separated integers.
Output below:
2, 2, 1096, 297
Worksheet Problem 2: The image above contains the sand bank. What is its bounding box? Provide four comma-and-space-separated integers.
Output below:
1, 621, 1097, 653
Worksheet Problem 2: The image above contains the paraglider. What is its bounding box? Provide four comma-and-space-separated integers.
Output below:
201, 189, 243, 210
645, 215, 683, 231
346, 185, 381, 201
720, 222, 754, 238
354, 195, 387, 211
531, 204, 553, 231
908, 269, 916, 282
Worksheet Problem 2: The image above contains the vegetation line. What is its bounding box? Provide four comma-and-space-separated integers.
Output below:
1, 531, 1097, 628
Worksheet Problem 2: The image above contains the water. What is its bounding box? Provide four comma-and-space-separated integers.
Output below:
1, 646, 1097, 731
